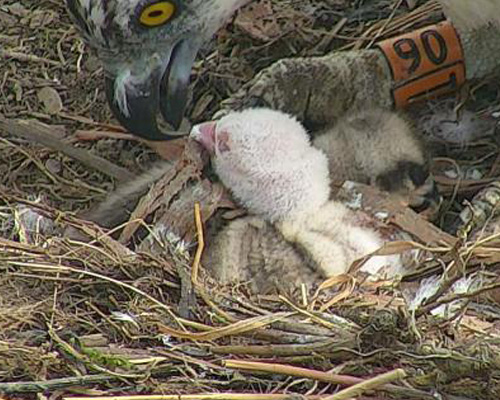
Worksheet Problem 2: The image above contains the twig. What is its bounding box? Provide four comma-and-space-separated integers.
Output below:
212, 339, 352, 357
0, 49, 61, 66
225, 361, 431, 400
224, 359, 366, 386
63, 394, 322, 400
191, 202, 204, 283
0, 116, 135, 182
322, 369, 407, 400
59, 112, 127, 132
0, 374, 119, 394
75, 129, 135, 141
417, 281, 500, 316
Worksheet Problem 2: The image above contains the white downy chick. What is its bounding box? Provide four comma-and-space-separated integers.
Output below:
191, 108, 330, 223
312, 108, 440, 213
191, 108, 407, 281
276, 202, 404, 278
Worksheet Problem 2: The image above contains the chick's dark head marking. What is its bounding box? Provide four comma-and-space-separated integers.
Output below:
190, 108, 331, 222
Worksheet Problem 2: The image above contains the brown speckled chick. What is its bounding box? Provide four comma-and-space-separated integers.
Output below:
191, 108, 409, 293
312, 108, 440, 214
205, 216, 322, 294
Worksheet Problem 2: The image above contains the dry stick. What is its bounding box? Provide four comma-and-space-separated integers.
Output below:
0, 116, 135, 182
0, 374, 119, 394
417, 281, 500, 316
212, 339, 352, 357
59, 112, 128, 131
75, 129, 135, 141
60, 112, 188, 141
0, 49, 61, 66
323, 369, 407, 400
224, 361, 431, 400
63, 393, 321, 400
224, 359, 365, 386
63, 394, 322, 400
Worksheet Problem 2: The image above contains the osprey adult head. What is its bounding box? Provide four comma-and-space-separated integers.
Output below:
66, 0, 249, 140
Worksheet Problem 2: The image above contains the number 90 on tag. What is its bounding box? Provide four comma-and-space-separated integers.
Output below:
377, 21, 466, 108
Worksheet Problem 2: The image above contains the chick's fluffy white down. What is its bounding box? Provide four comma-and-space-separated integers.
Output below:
213, 108, 330, 222
277, 202, 404, 278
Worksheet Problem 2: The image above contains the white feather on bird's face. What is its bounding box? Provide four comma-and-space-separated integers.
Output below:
190, 108, 331, 222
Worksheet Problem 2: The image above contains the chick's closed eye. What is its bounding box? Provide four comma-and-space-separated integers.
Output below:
215, 130, 231, 154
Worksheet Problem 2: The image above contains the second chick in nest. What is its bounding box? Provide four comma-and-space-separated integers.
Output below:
191, 108, 412, 291
312, 109, 440, 214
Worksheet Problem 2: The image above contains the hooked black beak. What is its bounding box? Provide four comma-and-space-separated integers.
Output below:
104, 39, 201, 141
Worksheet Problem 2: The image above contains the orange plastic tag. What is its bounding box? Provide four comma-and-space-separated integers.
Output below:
377, 21, 465, 107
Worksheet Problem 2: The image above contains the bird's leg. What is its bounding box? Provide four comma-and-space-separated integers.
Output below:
217, 50, 394, 130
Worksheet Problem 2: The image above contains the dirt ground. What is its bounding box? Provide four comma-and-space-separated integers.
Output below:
1, 0, 500, 399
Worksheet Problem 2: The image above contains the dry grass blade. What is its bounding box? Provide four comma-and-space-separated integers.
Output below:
322, 369, 407, 400
278, 296, 348, 331
349, 0, 442, 50
314, 276, 356, 312
7, 260, 183, 328
191, 201, 204, 283
158, 312, 294, 341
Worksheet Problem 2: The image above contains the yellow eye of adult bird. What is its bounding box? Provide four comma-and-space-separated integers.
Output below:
139, 2, 175, 27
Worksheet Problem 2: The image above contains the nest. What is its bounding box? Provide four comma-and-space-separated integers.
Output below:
1, 0, 500, 399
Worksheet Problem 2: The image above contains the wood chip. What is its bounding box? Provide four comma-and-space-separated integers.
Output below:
37, 87, 63, 115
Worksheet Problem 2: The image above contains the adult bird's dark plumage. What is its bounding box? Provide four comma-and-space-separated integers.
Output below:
66, 0, 500, 141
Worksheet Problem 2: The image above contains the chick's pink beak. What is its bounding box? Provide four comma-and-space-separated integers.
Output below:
190, 121, 217, 154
